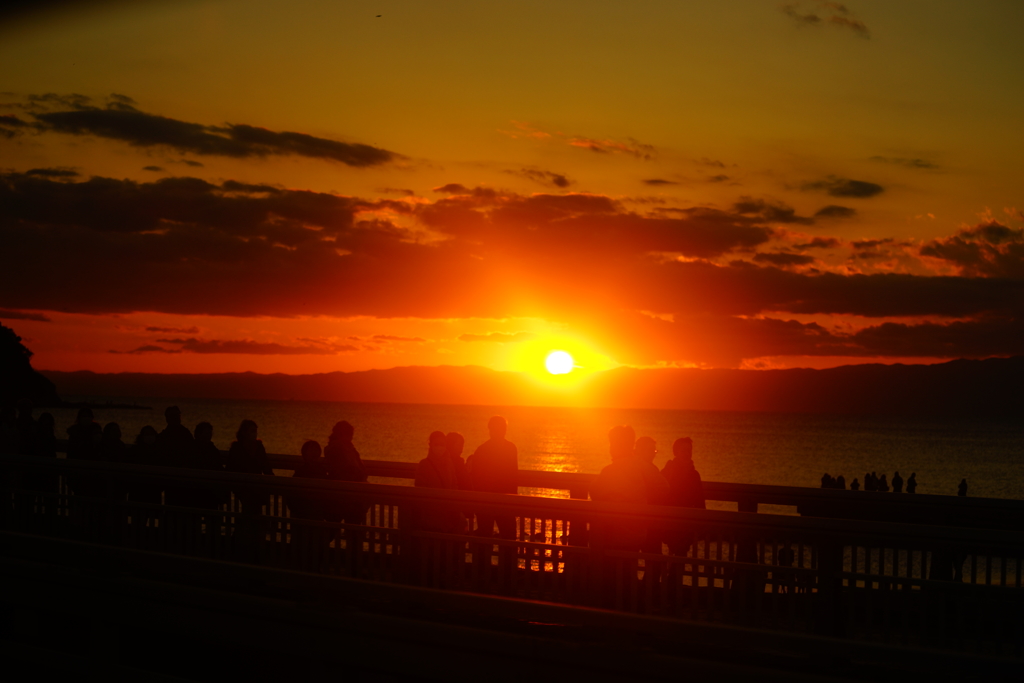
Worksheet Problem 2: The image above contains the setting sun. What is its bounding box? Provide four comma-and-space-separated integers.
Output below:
545, 350, 575, 375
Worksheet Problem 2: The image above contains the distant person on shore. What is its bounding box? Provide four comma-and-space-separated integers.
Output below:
892, 471, 904, 494
225, 420, 273, 476
323, 420, 369, 525
877, 473, 889, 492
865, 472, 876, 492
850, 477, 860, 491
413, 431, 467, 533
958, 478, 968, 497
906, 473, 917, 494
820, 473, 833, 489
66, 407, 101, 460
590, 425, 647, 551
662, 436, 704, 557
835, 474, 846, 490
445, 431, 469, 490
158, 406, 195, 468
466, 415, 519, 539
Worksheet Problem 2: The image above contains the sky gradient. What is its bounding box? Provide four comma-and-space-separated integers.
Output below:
2, 1, 1023, 387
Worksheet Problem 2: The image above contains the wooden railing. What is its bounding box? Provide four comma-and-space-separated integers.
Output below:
3, 453, 1024, 657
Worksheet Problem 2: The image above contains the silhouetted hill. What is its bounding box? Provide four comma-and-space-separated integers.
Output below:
1, 322, 61, 407
40, 356, 1023, 416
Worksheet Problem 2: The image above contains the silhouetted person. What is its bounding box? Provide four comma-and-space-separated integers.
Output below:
323, 420, 369, 525
891, 471, 904, 494
865, 472, 875, 492
226, 420, 273, 515
289, 440, 328, 520
225, 420, 273, 476
662, 436, 704, 557
820, 473, 833, 489
445, 431, 469, 490
835, 474, 846, 490
98, 422, 128, 464
127, 426, 162, 505
414, 431, 466, 533
0, 406, 17, 455
590, 425, 646, 551
193, 422, 224, 471
958, 478, 968, 497
323, 421, 367, 483
30, 412, 56, 458
15, 398, 34, 454
294, 440, 328, 480
158, 405, 195, 468
25, 411, 57, 495
877, 473, 889, 492
906, 472, 917, 494
466, 415, 519, 539
188, 421, 225, 509
66, 407, 100, 460
634, 436, 669, 561
850, 478, 860, 491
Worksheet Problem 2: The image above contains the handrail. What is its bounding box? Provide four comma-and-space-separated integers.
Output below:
46, 441, 1024, 529
4, 453, 1023, 548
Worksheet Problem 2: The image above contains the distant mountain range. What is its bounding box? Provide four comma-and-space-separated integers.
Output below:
40, 356, 1024, 416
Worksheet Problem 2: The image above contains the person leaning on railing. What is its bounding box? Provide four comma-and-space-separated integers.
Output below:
661, 437, 705, 557
413, 431, 467, 534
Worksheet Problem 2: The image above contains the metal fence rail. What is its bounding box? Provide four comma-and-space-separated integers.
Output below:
2, 453, 1023, 657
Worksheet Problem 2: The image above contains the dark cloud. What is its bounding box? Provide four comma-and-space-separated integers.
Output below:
642, 179, 678, 186
111, 345, 181, 355
814, 205, 857, 218
26, 167, 79, 179
0, 114, 30, 138
0, 309, 50, 322
142, 166, 163, 172
795, 237, 840, 250
733, 197, 814, 225
781, 2, 870, 38
459, 332, 536, 343
870, 156, 937, 169
568, 136, 654, 159
182, 160, 204, 167
3, 170, 1023, 368
510, 168, 572, 189
708, 175, 730, 183
145, 326, 199, 334
921, 221, 1024, 278
803, 176, 884, 198
148, 338, 360, 355
752, 252, 816, 267
25, 96, 398, 167
371, 334, 426, 342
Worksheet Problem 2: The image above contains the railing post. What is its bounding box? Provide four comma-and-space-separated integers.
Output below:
815, 540, 845, 638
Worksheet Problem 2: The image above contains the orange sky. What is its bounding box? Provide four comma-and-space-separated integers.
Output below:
1, 1, 1023, 386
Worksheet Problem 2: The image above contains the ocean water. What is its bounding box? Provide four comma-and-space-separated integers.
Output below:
44, 396, 1024, 501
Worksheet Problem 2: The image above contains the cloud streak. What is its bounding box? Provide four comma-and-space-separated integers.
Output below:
21, 95, 399, 167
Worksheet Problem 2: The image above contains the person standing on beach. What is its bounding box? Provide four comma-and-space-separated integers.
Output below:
906, 473, 917, 494
892, 471, 904, 493
466, 415, 519, 539
958, 478, 968, 497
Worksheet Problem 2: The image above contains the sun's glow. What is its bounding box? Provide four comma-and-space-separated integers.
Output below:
545, 350, 575, 375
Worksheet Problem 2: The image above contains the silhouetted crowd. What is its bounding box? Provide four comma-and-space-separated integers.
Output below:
822, 471, 918, 493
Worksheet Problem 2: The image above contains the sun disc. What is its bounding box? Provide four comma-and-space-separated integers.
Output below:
545, 350, 574, 375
